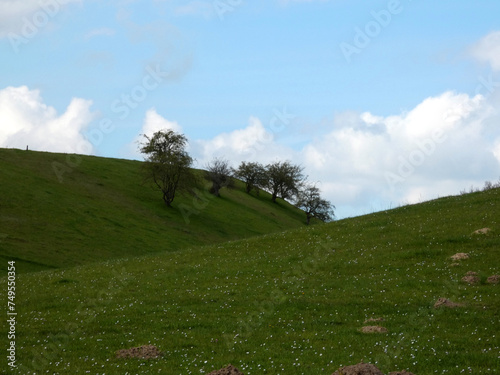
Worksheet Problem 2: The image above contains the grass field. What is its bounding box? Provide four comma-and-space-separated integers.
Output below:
0, 148, 307, 274
1, 168, 499, 374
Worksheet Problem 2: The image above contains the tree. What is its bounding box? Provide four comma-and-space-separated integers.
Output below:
205, 157, 233, 197
233, 161, 266, 194
295, 184, 335, 225
264, 160, 305, 203
139, 129, 194, 206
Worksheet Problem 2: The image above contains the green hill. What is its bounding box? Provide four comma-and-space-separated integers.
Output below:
2, 174, 499, 373
0, 148, 308, 273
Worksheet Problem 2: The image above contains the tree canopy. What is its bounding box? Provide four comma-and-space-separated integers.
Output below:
265, 160, 305, 203
205, 157, 233, 197
295, 184, 335, 225
234, 161, 266, 195
139, 129, 194, 206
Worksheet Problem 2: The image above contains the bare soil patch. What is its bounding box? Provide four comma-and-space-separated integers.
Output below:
487, 275, 500, 284
360, 325, 388, 333
206, 364, 244, 375
461, 271, 480, 285
433, 298, 463, 308
332, 362, 383, 375
115, 345, 162, 359
472, 228, 491, 235
450, 253, 469, 261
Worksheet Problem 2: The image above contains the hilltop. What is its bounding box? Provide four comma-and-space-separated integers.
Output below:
4, 178, 500, 374
0, 148, 308, 273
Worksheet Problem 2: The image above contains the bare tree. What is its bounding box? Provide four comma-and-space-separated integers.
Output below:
264, 160, 305, 203
205, 157, 233, 197
139, 129, 194, 206
295, 184, 335, 225
233, 161, 266, 195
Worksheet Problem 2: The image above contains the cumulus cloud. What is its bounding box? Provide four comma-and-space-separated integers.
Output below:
191, 116, 294, 168
470, 30, 500, 72
494, 139, 500, 164
0, 86, 95, 154
127, 108, 183, 159
301, 91, 500, 217
141, 107, 183, 135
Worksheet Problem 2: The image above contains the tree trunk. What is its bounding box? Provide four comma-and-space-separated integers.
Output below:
306, 213, 312, 225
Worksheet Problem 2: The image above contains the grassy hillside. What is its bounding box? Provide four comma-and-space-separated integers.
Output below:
0, 148, 308, 273
3, 185, 499, 374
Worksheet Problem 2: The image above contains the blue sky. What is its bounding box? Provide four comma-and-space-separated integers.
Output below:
1, 0, 500, 218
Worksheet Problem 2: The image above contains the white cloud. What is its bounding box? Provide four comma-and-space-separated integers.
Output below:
470, 30, 500, 71
127, 108, 183, 159
494, 139, 500, 164
142, 107, 183, 135
300, 91, 500, 218
0, 86, 95, 154
192, 116, 294, 168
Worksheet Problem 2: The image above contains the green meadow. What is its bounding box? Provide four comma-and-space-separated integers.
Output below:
1, 149, 499, 374
0, 148, 306, 274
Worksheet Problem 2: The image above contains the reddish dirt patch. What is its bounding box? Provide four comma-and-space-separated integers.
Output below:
388, 371, 416, 375
450, 252, 469, 261
206, 364, 244, 375
360, 326, 388, 333
487, 275, 500, 284
115, 345, 162, 359
433, 298, 463, 308
332, 362, 383, 375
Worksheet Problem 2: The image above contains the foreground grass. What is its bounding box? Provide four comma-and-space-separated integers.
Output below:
3, 188, 500, 374
0, 148, 306, 274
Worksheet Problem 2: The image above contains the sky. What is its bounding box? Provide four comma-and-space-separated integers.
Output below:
1, 0, 500, 219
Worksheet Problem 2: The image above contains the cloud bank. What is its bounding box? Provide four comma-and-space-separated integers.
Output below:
0, 86, 94, 154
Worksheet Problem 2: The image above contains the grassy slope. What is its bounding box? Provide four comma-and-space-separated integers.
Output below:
0, 148, 307, 273
3, 186, 500, 374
